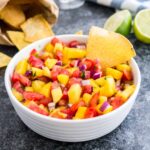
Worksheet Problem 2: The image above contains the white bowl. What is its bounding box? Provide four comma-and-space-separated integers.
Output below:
5, 35, 141, 142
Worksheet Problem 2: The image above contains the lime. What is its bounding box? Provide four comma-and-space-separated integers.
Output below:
104, 10, 132, 36
133, 9, 150, 44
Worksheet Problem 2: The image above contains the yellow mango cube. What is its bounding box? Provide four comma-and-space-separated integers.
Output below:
25, 86, 34, 92
51, 87, 63, 103
54, 43, 63, 53
15, 59, 28, 75
57, 74, 69, 85
106, 67, 123, 80
116, 64, 131, 72
40, 82, 51, 97
31, 67, 43, 77
98, 96, 107, 104
116, 85, 135, 101
44, 43, 54, 53
67, 67, 78, 74
43, 67, 51, 78
68, 84, 82, 104
74, 107, 87, 119
44, 58, 57, 69
83, 93, 92, 106
12, 88, 23, 101
32, 80, 45, 92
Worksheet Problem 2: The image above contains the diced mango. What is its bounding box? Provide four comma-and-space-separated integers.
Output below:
106, 67, 123, 80
51, 87, 63, 103
116, 64, 131, 72
25, 86, 34, 92
44, 58, 57, 69
96, 76, 116, 97
116, 85, 135, 101
23, 100, 30, 107
40, 82, 51, 97
54, 43, 63, 53
44, 43, 54, 53
15, 59, 28, 75
57, 74, 69, 85
32, 80, 45, 92
83, 93, 92, 106
67, 67, 78, 74
68, 84, 82, 104
98, 96, 107, 104
73, 107, 87, 119
90, 79, 99, 88
12, 88, 23, 101
31, 67, 43, 77
43, 67, 51, 78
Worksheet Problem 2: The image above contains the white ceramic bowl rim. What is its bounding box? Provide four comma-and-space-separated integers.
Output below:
5, 34, 141, 124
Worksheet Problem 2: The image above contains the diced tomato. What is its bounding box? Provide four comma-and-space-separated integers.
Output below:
84, 71, 91, 79
51, 81, 60, 90
51, 37, 61, 46
23, 91, 45, 101
70, 100, 85, 115
60, 68, 70, 76
89, 92, 100, 107
29, 55, 43, 69
29, 102, 48, 116
122, 70, 133, 81
51, 66, 62, 81
67, 77, 82, 88
62, 88, 68, 100
38, 97, 52, 106
82, 85, 93, 94
68, 40, 79, 48
37, 76, 50, 83
12, 72, 31, 86
61, 108, 74, 119
55, 50, 63, 60
19, 74, 31, 86
13, 81, 24, 93
12, 72, 20, 83
72, 69, 81, 78
57, 99, 68, 106
30, 49, 37, 56
79, 59, 94, 70
109, 96, 123, 110
84, 107, 99, 118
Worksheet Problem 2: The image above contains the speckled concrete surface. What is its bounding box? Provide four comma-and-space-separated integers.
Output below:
0, 2, 150, 150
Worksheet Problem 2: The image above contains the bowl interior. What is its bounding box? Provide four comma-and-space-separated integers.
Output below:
5, 34, 141, 122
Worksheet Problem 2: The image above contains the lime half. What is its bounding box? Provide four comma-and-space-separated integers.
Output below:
104, 10, 132, 36
133, 9, 150, 44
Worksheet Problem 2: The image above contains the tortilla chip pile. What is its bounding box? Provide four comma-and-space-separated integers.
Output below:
0, 1, 57, 50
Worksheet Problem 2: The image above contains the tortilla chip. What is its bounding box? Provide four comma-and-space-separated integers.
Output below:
0, 4, 26, 29
0, 52, 11, 68
87, 26, 136, 69
7, 31, 30, 50
21, 14, 54, 42
75, 30, 83, 35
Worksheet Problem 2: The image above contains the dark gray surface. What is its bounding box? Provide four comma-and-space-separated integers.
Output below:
1, 2, 150, 150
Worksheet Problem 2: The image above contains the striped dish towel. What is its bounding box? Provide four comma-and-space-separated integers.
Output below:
87, 0, 150, 12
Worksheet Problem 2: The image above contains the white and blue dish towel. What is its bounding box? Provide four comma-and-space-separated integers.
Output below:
87, 0, 150, 12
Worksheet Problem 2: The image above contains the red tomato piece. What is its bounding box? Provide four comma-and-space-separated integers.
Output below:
38, 97, 52, 106
12, 72, 20, 83
89, 92, 100, 107
37, 76, 50, 83
23, 91, 45, 101
61, 108, 74, 119
84, 107, 99, 118
82, 85, 93, 94
29, 55, 44, 69
19, 74, 31, 86
51, 37, 61, 46
72, 69, 81, 78
60, 68, 70, 76
12, 81, 24, 93
122, 70, 133, 81
80, 59, 94, 70
109, 96, 123, 110
51, 81, 60, 90
29, 102, 48, 116
68, 40, 79, 48
62, 88, 68, 100
67, 77, 82, 88
70, 100, 85, 115
55, 50, 63, 60
30, 49, 37, 56
84, 71, 91, 79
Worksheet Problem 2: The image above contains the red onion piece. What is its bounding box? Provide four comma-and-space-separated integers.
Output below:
79, 64, 87, 71
100, 101, 109, 112
25, 70, 32, 77
56, 61, 62, 66
93, 72, 101, 80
